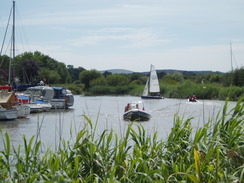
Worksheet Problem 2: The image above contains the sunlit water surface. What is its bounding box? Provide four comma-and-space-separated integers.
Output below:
0, 95, 237, 150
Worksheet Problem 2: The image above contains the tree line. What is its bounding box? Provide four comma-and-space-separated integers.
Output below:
0, 51, 243, 100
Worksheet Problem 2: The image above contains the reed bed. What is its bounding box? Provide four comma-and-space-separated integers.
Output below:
0, 97, 243, 182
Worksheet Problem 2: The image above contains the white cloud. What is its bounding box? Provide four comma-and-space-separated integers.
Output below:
2, 0, 243, 72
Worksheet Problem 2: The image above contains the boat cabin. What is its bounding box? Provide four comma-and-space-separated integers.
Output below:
24, 86, 54, 101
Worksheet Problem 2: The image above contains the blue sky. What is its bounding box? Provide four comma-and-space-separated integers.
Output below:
1, 0, 244, 72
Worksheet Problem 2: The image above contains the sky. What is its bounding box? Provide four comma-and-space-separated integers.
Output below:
1, 0, 244, 73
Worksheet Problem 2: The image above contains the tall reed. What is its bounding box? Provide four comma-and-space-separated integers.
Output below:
0, 97, 243, 182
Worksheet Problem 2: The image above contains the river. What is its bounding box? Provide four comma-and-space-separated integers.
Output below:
0, 95, 237, 150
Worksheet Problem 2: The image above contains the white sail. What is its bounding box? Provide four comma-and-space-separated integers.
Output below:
142, 79, 149, 96
149, 64, 160, 93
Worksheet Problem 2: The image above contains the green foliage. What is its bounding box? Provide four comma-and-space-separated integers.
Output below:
67, 65, 85, 82
90, 76, 107, 87
106, 74, 130, 86
38, 68, 61, 84
2, 50, 244, 99
223, 67, 244, 86
0, 97, 243, 182
90, 85, 132, 95
19, 59, 39, 83
218, 86, 244, 101
194, 73, 223, 84
164, 72, 184, 83
79, 69, 102, 90
53, 84, 84, 95
233, 67, 244, 86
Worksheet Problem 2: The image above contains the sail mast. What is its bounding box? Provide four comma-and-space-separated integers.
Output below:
230, 41, 233, 72
8, 1, 15, 85
12, 0, 16, 82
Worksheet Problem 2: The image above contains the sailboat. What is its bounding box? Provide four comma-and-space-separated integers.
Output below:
0, 1, 30, 119
141, 64, 163, 99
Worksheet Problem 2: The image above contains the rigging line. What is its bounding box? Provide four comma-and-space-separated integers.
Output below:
0, 7, 13, 56
15, 5, 31, 54
0, 36, 12, 67
232, 48, 239, 69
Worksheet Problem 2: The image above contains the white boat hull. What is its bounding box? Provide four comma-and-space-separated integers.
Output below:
25, 103, 52, 113
0, 108, 18, 120
13, 104, 31, 118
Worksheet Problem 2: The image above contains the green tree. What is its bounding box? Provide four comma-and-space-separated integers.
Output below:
38, 68, 61, 84
67, 65, 85, 82
102, 71, 112, 78
164, 72, 184, 83
106, 74, 130, 86
90, 75, 107, 87
79, 69, 102, 90
56, 62, 70, 83
157, 71, 167, 79
19, 59, 39, 84
233, 67, 244, 86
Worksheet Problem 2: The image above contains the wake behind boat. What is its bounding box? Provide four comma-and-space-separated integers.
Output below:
141, 64, 163, 99
123, 102, 151, 121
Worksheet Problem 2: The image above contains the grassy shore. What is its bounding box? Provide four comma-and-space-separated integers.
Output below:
53, 81, 244, 101
0, 97, 243, 182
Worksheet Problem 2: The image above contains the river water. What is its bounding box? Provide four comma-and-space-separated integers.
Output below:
0, 95, 237, 150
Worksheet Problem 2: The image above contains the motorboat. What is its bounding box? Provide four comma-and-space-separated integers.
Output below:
187, 95, 198, 103
123, 102, 151, 121
141, 64, 163, 99
51, 87, 74, 109
19, 86, 74, 109
17, 95, 52, 113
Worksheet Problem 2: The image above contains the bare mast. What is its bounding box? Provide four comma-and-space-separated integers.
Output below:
8, 1, 15, 85
230, 41, 233, 72
12, 0, 16, 83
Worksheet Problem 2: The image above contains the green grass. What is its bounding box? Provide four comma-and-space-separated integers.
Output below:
0, 97, 243, 182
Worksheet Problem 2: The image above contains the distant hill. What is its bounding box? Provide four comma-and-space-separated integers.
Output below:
156, 69, 224, 75
100, 69, 134, 74
100, 69, 224, 75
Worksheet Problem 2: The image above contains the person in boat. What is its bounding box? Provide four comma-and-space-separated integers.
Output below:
124, 103, 130, 112
189, 95, 197, 102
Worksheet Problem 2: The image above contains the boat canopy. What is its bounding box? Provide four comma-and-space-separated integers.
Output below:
24, 86, 54, 100
52, 87, 66, 99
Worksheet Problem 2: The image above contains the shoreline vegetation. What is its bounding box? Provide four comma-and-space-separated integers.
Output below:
55, 80, 244, 101
0, 97, 243, 182
1, 51, 243, 101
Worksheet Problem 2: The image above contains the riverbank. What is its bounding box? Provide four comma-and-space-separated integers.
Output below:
54, 80, 244, 101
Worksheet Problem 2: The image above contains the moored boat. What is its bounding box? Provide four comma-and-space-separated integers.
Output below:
17, 95, 52, 113
18, 86, 74, 109
13, 104, 31, 118
0, 86, 19, 120
0, 107, 18, 120
51, 87, 74, 109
